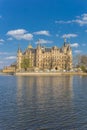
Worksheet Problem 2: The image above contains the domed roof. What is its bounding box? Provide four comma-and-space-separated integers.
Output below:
28, 44, 33, 49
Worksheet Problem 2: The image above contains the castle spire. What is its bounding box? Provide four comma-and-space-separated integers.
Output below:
37, 39, 41, 47
28, 43, 33, 49
64, 37, 67, 46
17, 43, 22, 53
36, 39, 42, 50
64, 37, 66, 43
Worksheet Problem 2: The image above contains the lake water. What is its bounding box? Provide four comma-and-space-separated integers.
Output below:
0, 75, 87, 130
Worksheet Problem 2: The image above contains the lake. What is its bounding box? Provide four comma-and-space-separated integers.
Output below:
0, 75, 87, 130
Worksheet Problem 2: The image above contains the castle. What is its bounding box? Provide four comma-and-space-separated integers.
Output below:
17, 39, 72, 72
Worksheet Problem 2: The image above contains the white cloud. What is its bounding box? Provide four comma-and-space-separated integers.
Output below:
71, 43, 79, 48
36, 39, 53, 44
34, 30, 50, 36
0, 39, 4, 42
55, 20, 72, 24
22, 34, 33, 40
74, 50, 82, 54
0, 52, 6, 54
5, 56, 16, 60
0, 39, 4, 45
55, 13, 87, 26
7, 37, 13, 41
7, 29, 27, 35
62, 34, 78, 38
7, 29, 33, 40
0, 52, 14, 55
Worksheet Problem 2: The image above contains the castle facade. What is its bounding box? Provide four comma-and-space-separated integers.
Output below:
17, 39, 72, 71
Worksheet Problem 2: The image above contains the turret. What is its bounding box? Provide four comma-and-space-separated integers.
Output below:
62, 38, 68, 53
64, 37, 67, 46
67, 45, 72, 55
27, 43, 33, 49
66, 43, 73, 70
36, 39, 42, 49
36, 39, 42, 68
62, 39, 73, 70
17, 44, 22, 71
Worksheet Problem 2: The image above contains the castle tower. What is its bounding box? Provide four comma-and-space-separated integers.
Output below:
66, 43, 73, 70
36, 39, 42, 68
27, 43, 33, 49
64, 37, 67, 44
17, 45, 22, 71
62, 38, 69, 54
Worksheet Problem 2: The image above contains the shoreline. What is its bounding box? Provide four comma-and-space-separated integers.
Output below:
15, 72, 87, 76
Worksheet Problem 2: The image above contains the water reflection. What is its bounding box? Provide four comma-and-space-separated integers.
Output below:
16, 76, 74, 129
17, 76, 73, 106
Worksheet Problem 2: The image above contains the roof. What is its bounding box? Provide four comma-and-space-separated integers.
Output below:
28, 44, 33, 49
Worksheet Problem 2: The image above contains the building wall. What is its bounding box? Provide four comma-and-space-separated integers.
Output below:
3, 66, 16, 73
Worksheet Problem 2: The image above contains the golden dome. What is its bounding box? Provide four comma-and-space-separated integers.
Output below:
28, 44, 33, 49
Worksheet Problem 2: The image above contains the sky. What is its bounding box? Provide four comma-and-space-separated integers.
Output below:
0, 0, 87, 68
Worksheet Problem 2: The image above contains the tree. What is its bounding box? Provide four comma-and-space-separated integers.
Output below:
73, 54, 81, 67
21, 58, 31, 71
73, 55, 87, 67
80, 55, 87, 66
80, 65, 87, 72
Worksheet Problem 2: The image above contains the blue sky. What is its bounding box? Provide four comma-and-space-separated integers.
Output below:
0, 0, 87, 68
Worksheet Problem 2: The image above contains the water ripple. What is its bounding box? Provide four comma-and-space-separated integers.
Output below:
0, 76, 87, 130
